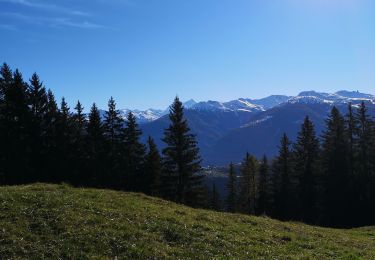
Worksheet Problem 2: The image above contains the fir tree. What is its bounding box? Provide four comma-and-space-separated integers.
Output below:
272, 134, 293, 220
321, 106, 350, 227
354, 102, 374, 225
123, 112, 146, 191
56, 97, 74, 183
145, 136, 162, 196
161, 97, 204, 206
27, 73, 48, 182
0, 68, 31, 184
257, 155, 272, 216
71, 101, 87, 186
293, 116, 320, 223
237, 153, 257, 215
226, 162, 237, 212
86, 103, 106, 187
103, 97, 124, 188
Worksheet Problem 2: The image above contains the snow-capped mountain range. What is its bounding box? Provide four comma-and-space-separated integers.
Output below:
111, 90, 374, 124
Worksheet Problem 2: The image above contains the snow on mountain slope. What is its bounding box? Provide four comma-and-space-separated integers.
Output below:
98, 91, 374, 124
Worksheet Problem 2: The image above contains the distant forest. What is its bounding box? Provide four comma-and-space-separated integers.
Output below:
1, 63, 374, 228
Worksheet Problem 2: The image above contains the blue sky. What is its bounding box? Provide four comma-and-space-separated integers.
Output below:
1, 0, 374, 110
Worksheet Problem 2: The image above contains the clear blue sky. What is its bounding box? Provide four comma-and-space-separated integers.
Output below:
1, 0, 374, 110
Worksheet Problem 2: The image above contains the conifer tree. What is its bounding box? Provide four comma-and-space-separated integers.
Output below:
238, 153, 257, 215
321, 106, 350, 227
42, 89, 60, 182
272, 134, 293, 220
346, 103, 356, 177
86, 103, 106, 187
0, 68, 31, 184
161, 97, 204, 206
56, 97, 74, 183
0, 63, 13, 184
123, 112, 146, 191
226, 162, 237, 212
293, 116, 320, 223
28, 73, 48, 182
257, 155, 272, 216
145, 136, 162, 196
354, 101, 374, 224
103, 97, 124, 188
71, 101, 87, 185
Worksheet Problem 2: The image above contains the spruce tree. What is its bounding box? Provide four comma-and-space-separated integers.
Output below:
0, 68, 31, 184
28, 73, 48, 182
103, 97, 124, 188
272, 133, 293, 220
354, 101, 374, 225
293, 116, 320, 223
257, 155, 272, 216
0, 64, 13, 184
123, 112, 146, 191
321, 106, 350, 227
86, 103, 106, 187
237, 153, 257, 215
226, 162, 237, 212
71, 101, 87, 186
56, 97, 74, 183
43, 89, 60, 182
161, 97, 204, 206
145, 136, 162, 196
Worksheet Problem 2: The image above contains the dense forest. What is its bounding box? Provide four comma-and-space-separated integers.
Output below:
1, 63, 374, 228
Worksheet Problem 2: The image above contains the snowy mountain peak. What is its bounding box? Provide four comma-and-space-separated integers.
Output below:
183, 99, 197, 109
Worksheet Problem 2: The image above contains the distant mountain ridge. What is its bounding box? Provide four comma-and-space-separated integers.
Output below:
99, 90, 375, 165
110, 90, 374, 124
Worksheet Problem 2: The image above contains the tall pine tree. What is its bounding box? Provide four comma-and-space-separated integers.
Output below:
103, 97, 124, 188
292, 116, 320, 223
237, 153, 257, 215
272, 134, 293, 220
161, 97, 204, 206
86, 103, 106, 187
145, 136, 162, 196
257, 155, 272, 216
321, 106, 350, 227
122, 112, 146, 191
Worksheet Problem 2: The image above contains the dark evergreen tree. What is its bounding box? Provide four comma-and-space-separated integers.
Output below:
103, 97, 124, 188
28, 73, 48, 182
0, 68, 31, 184
292, 116, 320, 223
354, 102, 374, 225
122, 112, 146, 191
86, 103, 106, 187
321, 107, 350, 227
225, 162, 237, 212
237, 153, 257, 215
145, 136, 162, 196
56, 97, 74, 183
71, 101, 87, 186
161, 97, 204, 206
272, 134, 293, 220
257, 155, 272, 216
43, 89, 60, 182
345, 103, 360, 225
346, 103, 356, 177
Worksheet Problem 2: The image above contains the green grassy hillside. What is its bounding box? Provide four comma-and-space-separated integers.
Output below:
0, 184, 374, 259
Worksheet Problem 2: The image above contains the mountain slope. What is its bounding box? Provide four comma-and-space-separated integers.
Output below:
1, 184, 375, 259
205, 100, 375, 165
